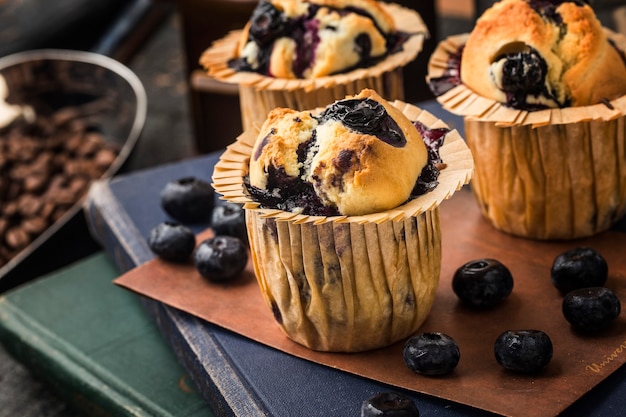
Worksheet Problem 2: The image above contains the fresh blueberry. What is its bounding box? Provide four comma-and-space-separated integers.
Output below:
160, 176, 215, 223
494, 330, 553, 373
403, 332, 460, 376
194, 235, 248, 282
361, 392, 420, 417
551, 247, 608, 294
562, 287, 621, 332
211, 202, 247, 243
452, 258, 514, 308
148, 222, 196, 263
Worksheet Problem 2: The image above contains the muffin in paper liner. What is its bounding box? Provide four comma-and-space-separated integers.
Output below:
427, 30, 626, 240
200, 2, 427, 131
212, 100, 474, 352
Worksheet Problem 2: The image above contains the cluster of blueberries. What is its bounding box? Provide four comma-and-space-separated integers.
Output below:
405, 247, 621, 377
147, 176, 249, 281
147, 180, 621, 416
363, 247, 622, 417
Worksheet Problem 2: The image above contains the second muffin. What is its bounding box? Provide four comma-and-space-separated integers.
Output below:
427, 0, 626, 240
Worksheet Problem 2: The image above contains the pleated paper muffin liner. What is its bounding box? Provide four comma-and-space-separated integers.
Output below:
426, 30, 626, 240
212, 100, 474, 352
200, 2, 427, 130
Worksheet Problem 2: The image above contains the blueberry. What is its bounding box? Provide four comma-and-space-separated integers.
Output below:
562, 287, 621, 332
317, 98, 406, 147
354, 33, 372, 61
403, 332, 460, 376
494, 330, 553, 373
211, 202, 247, 243
249, 0, 288, 46
160, 177, 215, 223
148, 222, 196, 262
551, 247, 608, 294
452, 258, 514, 308
361, 392, 420, 417
194, 235, 248, 282
497, 48, 547, 96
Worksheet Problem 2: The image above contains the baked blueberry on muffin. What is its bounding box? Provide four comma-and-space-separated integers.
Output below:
247, 89, 439, 216
230, 0, 408, 79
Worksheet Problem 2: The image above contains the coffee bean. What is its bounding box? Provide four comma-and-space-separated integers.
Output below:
5, 226, 30, 250
16, 194, 42, 217
0, 102, 121, 268
22, 217, 49, 235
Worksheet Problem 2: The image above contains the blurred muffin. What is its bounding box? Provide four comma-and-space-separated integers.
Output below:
200, 0, 427, 130
232, 0, 396, 79
212, 89, 474, 352
427, 0, 626, 239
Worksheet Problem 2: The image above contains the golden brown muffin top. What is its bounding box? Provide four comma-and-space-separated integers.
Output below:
233, 0, 399, 79
248, 89, 429, 216
460, 0, 626, 108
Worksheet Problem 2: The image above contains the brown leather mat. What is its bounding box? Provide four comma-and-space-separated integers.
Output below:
115, 188, 626, 417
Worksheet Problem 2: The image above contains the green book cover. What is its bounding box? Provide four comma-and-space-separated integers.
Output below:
0, 252, 214, 417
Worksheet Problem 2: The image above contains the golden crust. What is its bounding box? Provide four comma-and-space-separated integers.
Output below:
460, 0, 626, 107
315, 89, 425, 215
249, 108, 318, 190
307, 0, 395, 33
248, 88, 428, 216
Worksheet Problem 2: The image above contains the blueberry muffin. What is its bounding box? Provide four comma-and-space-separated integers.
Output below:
212, 89, 474, 352
460, 0, 626, 109
232, 0, 400, 79
427, 0, 626, 240
199, 0, 427, 130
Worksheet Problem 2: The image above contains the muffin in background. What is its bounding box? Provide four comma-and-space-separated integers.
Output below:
200, 0, 428, 131
212, 89, 473, 352
427, 0, 626, 240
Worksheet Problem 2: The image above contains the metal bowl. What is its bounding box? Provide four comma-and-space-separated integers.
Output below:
0, 49, 146, 291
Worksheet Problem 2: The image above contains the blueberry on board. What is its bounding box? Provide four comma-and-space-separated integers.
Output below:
452, 258, 514, 308
194, 235, 248, 282
562, 287, 621, 332
160, 176, 215, 223
551, 247, 608, 294
494, 330, 553, 374
361, 392, 420, 417
148, 222, 196, 263
403, 332, 460, 376
211, 202, 247, 243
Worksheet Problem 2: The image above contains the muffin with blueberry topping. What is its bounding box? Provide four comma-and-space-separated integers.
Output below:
212, 89, 473, 352
460, 0, 626, 109
200, 0, 427, 130
427, 0, 626, 239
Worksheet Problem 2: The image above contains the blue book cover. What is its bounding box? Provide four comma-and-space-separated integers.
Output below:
84, 152, 626, 417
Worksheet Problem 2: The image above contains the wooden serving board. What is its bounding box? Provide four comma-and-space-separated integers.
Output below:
116, 188, 626, 417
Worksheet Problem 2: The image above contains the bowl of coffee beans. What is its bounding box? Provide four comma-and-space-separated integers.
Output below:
0, 49, 146, 287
